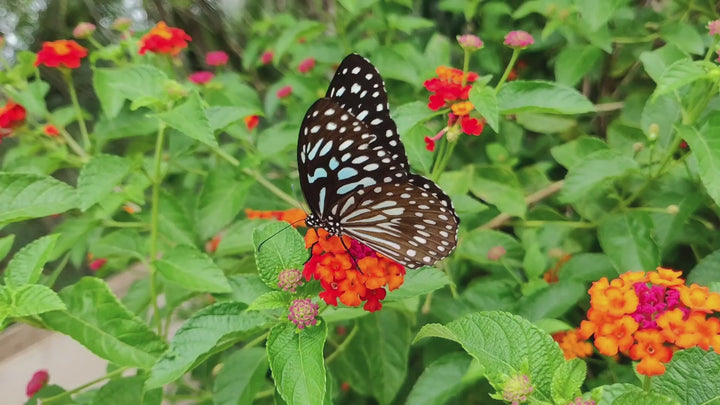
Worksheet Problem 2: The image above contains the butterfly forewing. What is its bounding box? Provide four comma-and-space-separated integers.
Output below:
326, 54, 408, 170
331, 182, 459, 269
298, 53, 459, 269
298, 98, 408, 216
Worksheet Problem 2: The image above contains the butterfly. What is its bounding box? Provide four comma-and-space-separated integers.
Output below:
297, 54, 459, 269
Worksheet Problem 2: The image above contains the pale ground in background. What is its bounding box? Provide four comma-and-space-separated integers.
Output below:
0, 269, 148, 404
0, 333, 109, 405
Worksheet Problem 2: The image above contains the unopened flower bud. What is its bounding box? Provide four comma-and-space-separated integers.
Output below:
73, 22, 96, 39
288, 298, 319, 329
457, 34, 484, 51
647, 123, 659, 141
504, 30, 534, 49
278, 269, 303, 292
502, 374, 534, 404
487, 246, 507, 261
164, 80, 188, 98
633, 142, 644, 153
666, 204, 679, 215
112, 17, 132, 31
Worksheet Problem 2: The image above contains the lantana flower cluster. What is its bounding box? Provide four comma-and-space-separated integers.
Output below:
302, 229, 406, 312
423, 66, 484, 151
245, 208, 307, 226
0, 100, 26, 140
579, 267, 720, 376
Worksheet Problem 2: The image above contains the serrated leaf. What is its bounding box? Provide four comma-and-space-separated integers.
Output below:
551, 358, 586, 404
469, 85, 500, 132
551, 137, 609, 169
215, 220, 258, 256
575, 0, 623, 30
517, 281, 586, 322
497, 80, 595, 115
153, 245, 231, 293
206, 106, 262, 131
5, 81, 50, 117
93, 65, 167, 118
213, 348, 269, 405
660, 22, 705, 56
157, 92, 217, 148
41, 277, 166, 369
558, 253, 619, 282
91, 229, 145, 260
77, 154, 131, 211
559, 150, 638, 203
401, 124, 434, 175
147, 302, 269, 388
253, 223, 308, 289
248, 291, 290, 311
652, 59, 709, 100
652, 348, 720, 403
10, 284, 66, 317
688, 250, 720, 286
0, 173, 77, 224
158, 192, 197, 246
470, 166, 526, 217
385, 266, 449, 302
268, 322, 327, 405
598, 211, 660, 272
414, 311, 566, 402
5, 234, 59, 287
405, 352, 479, 405
332, 310, 411, 405
679, 118, 720, 208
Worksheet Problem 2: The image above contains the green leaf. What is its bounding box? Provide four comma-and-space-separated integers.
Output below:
559, 150, 638, 203
497, 80, 595, 115
0, 173, 77, 224
470, 166, 526, 217
213, 348, 269, 405
385, 266, 449, 302
612, 391, 680, 404
92, 375, 146, 405
248, 291, 290, 311
206, 106, 262, 131
651, 59, 709, 100
0, 234, 14, 262
157, 92, 217, 148
253, 223, 307, 289
517, 281, 586, 322
551, 137, 609, 169
679, 118, 720, 208
515, 112, 577, 134
639, 44, 688, 84
558, 253, 619, 282
91, 229, 145, 260
41, 277, 166, 369
387, 15, 434, 34
469, 85, 500, 132
93, 65, 167, 118
332, 310, 411, 405
5, 234, 59, 287
660, 22, 705, 56
158, 191, 197, 246
268, 322, 327, 405
153, 245, 232, 293
652, 347, 720, 403
554, 45, 604, 86
455, 229, 523, 266
215, 220, 258, 256
393, 101, 433, 135
77, 154, 132, 211
401, 124, 434, 175
405, 352, 480, 405
688, 250, 720, 286
551, 358, 586, 404
574, 0, 623, 30
10, 284, 66, 317
5, 81, 50, 117
147, 302, 269, 388
598, 211, 660, 272
414, 311, 566, 402
196, 166, 252, 239
273, 20, 326, 61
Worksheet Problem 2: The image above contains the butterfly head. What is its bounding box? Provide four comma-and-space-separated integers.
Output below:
305, 213, 341, 236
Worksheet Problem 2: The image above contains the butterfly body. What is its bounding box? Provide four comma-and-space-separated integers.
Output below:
298, 54, 459, 269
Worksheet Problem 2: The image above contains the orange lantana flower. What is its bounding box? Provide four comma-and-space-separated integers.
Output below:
138, 22, 192, 56
245, 208, 306, 228
553, 329, 594, 360
35, 40, 88, 69
629, 330, 673, 376
679, 283, 720, 313
648, 267, 684, 287
595, 315, 639, 356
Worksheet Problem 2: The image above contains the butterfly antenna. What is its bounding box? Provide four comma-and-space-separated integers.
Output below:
257, 218, 306, 251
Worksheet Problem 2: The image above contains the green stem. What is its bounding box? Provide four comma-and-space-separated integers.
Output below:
64, 70, 91, 152
88, 36, 104, 50
149, 121, 167, 335
57, 126, 89, 161
431, 139, 458, 181
704, 36, 720, 62
518, 220, 596, 228
41, 367, 129, 404
45, 252, 71, 288
495, 49, 520, 95
500, 257, 524, 286
212, 146, 240, 166
325, 323, 358, 365
642, 375, 652, 390
243, 331, 270, 349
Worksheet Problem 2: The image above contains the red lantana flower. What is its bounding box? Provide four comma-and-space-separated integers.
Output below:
35, 40, 88, 69
298, 57, 316, 73
205, 50, 229, 66
43, 124, 60, 136
261, 50, 274, 65
244, 115, 259, 131
0, 100, 26, 139
138, 22, 192, 56
189, 71, 214, 84
423, 66, 484, 143
276, 85, 293, 99
26, 369, 49, 397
